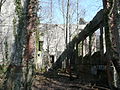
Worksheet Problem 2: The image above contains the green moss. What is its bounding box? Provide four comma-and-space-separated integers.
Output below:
41, 67, 47, 73
14, 0, 22, 17
14, 0, 24, 26
13, 17, 17, 36
0, 65, 7, 74
35, 30, 39, 64
36, 30, 40, 51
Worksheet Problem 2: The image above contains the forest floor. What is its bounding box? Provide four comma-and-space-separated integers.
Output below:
32, 70, 110, 90
0, 68, 110, 90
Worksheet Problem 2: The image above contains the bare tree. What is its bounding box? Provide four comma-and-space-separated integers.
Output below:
39, 0, 54, 23
50, 0, 53, 23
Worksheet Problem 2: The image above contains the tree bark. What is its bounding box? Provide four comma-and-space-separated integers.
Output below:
100, 24, 104, 64
102, 0, 120, 89
65, 0, 70, 73
24, 0, 38, 89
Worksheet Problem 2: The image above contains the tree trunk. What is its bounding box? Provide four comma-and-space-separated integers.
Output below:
108, 0, 120, 88
24, 0, 38, 89
100, 24, 104, 64
2, 0, 28, 89
89, 35, 92, 64
102, 0, 120, 89
65, 0, 70, 72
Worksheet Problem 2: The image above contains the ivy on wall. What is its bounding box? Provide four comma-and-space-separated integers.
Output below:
14, 0, 22, 17
2, 0, 27, 89
13, 0, 25, 37
12, 17, 17, 36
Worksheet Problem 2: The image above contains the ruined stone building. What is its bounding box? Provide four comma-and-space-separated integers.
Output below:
0, 0, 103, 71
36, 22, 100, 70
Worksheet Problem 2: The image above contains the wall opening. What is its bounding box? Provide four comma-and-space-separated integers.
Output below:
39, 41, 43, 51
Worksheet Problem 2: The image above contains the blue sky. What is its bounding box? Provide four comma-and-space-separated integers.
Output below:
80, 0, 103, 21
40, 0, 103, 24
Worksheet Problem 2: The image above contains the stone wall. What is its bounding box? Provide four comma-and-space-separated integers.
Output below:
37, 23, 98, 70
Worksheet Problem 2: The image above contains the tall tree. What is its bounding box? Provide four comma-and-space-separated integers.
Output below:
24, 0, 38, 89
50, 0, 53, 23
2, 0, 29, 89
102, 0, 120, 89
65, 0, 70, 73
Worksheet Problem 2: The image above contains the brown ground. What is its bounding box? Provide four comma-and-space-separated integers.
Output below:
32, 71, 109, 90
